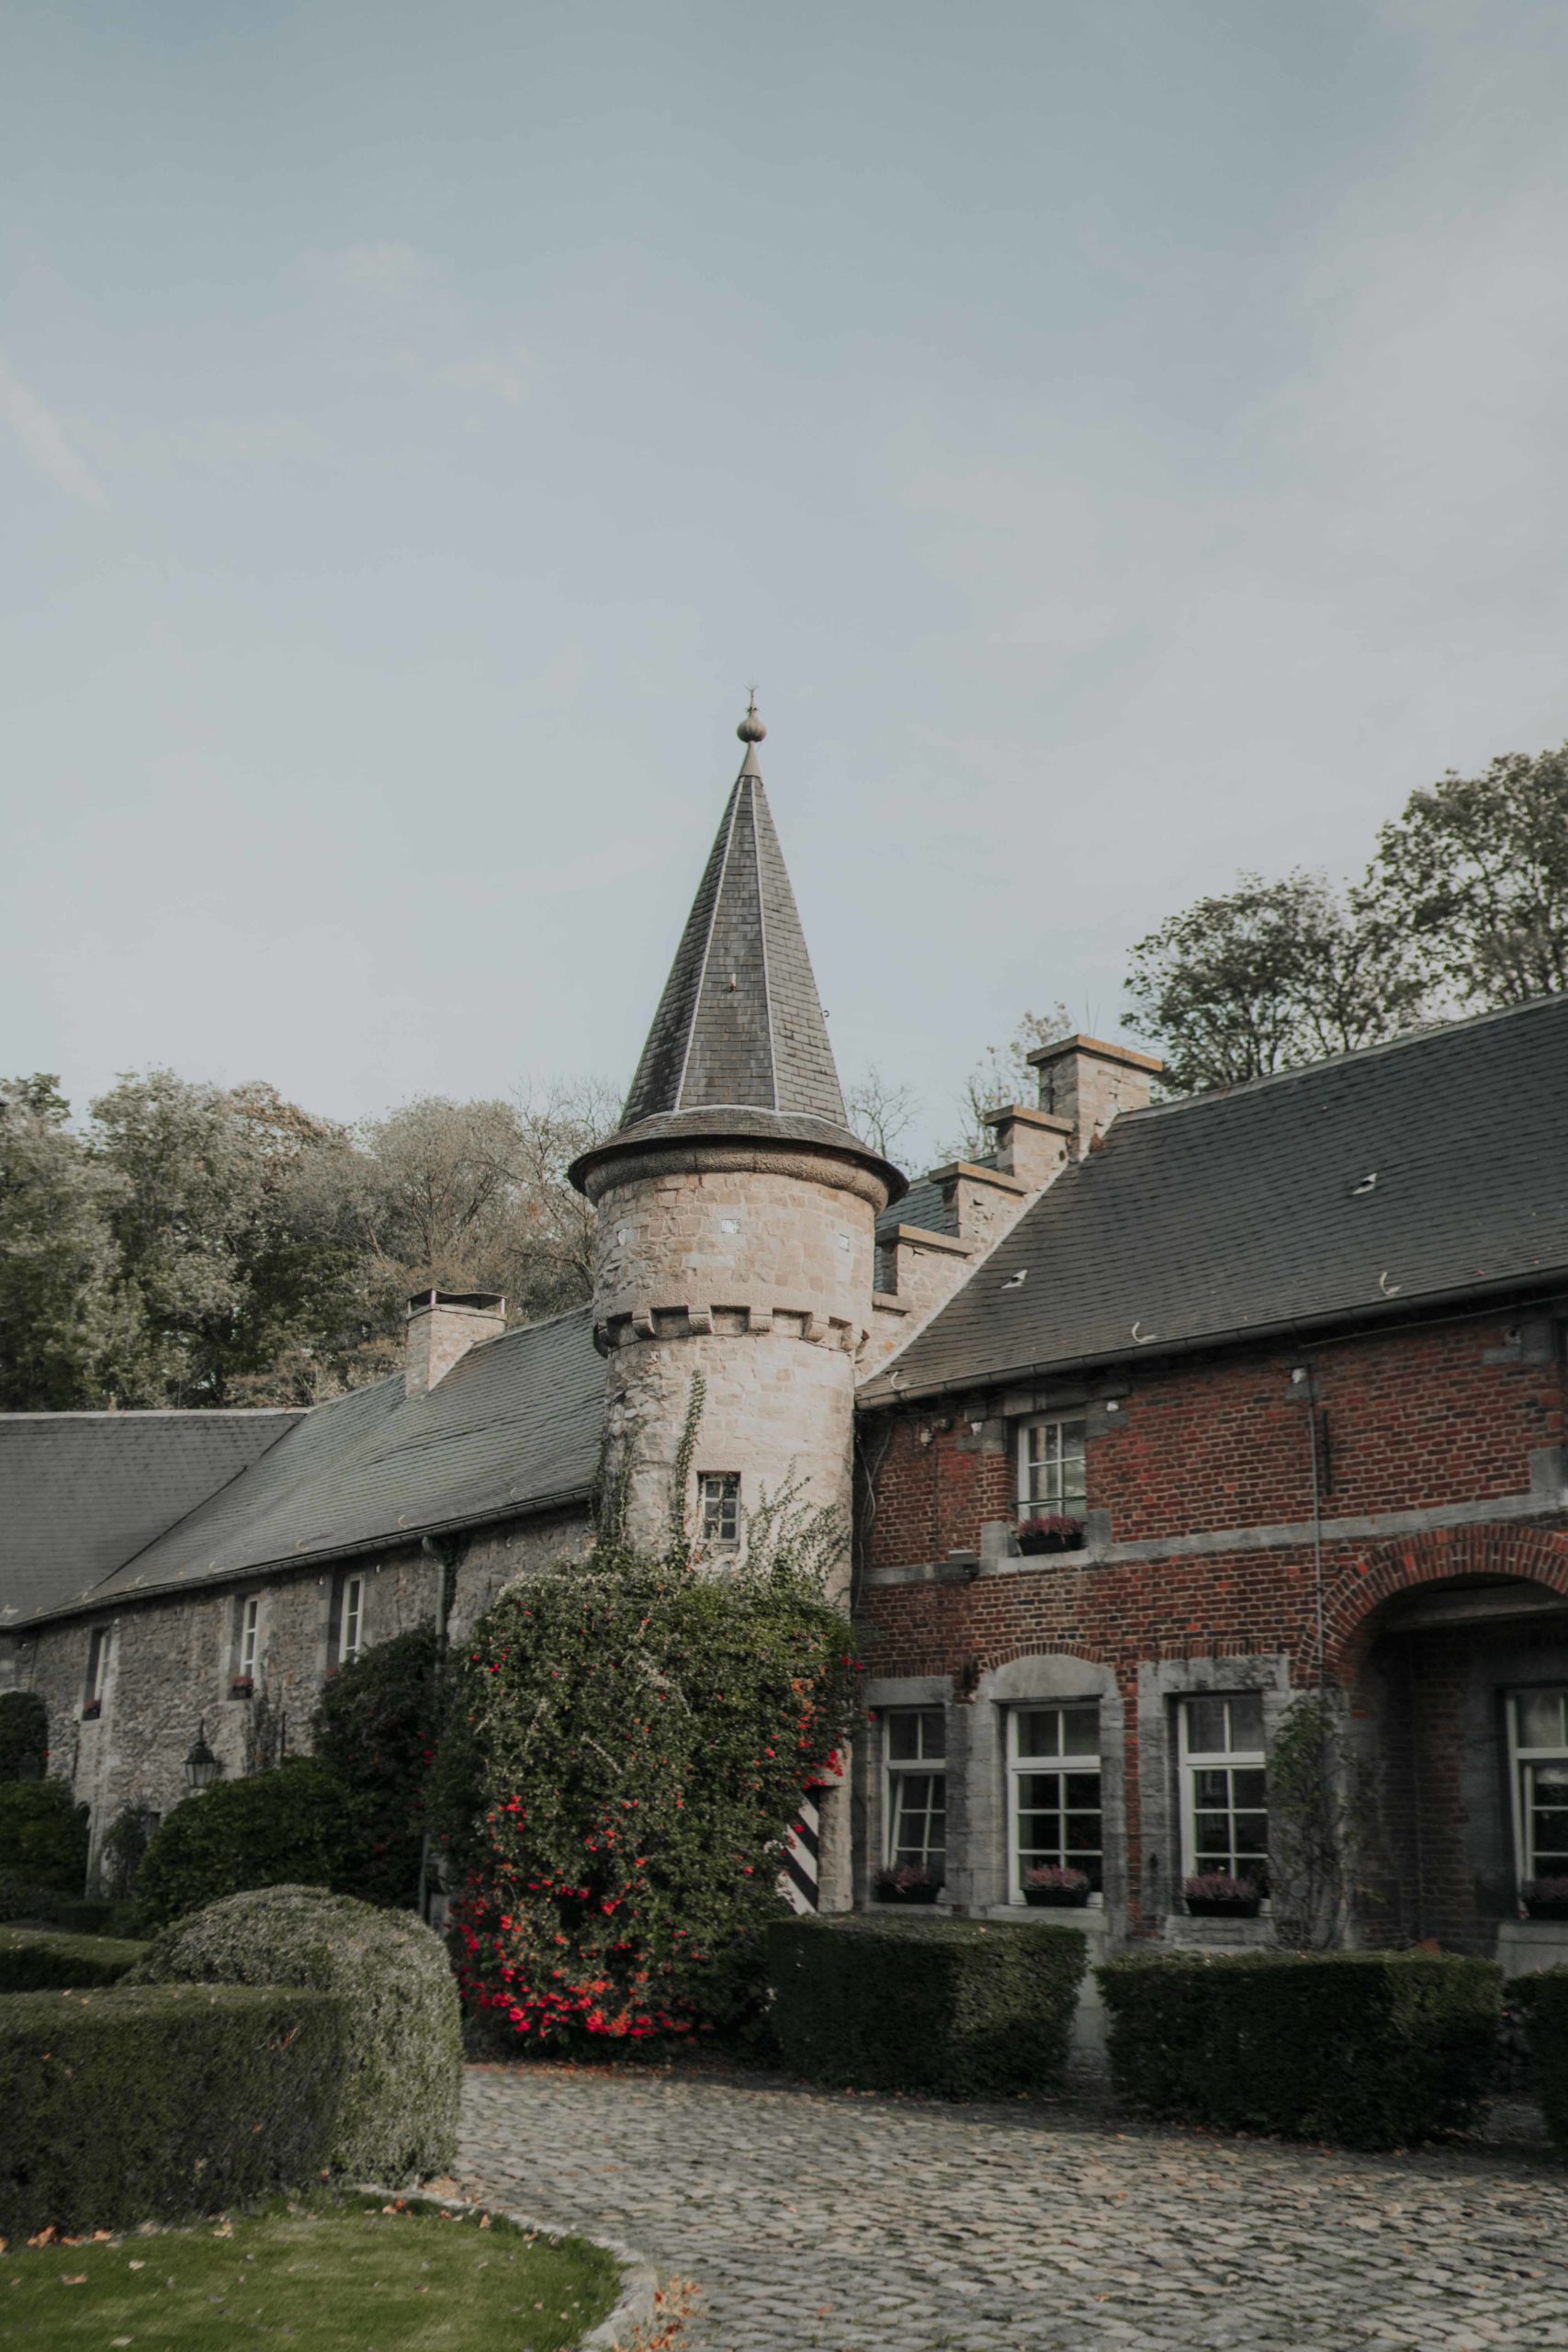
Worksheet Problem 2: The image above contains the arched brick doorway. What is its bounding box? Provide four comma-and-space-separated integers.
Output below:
1331, 1525, 1568, 1953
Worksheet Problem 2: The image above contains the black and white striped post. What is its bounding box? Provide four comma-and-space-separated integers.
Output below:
782, 1783, 823, 1913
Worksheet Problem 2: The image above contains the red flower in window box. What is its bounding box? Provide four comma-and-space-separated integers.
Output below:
1183, 1871, 1263, 1918
81, 1698, 102, 1722
1023, 1865, 1092, 1908
1017, 1514, 1085, 1556
229, 1674, 254, 1700
873, 1863, 941, 1905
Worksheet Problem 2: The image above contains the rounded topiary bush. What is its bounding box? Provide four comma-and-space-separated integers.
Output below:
127, 1885, 461, 2183
135, 1758, 357, 1928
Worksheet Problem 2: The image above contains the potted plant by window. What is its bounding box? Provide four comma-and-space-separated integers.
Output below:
1523, 1876, 1568, 1923
229, 1673, 254, 1700
1182, 1871, 1263, 1919
873, 1863, 941, 1905
1022, 1865, 1092, 1909
81, 1698, 102, 1722
1016, 1513, 1086, 1556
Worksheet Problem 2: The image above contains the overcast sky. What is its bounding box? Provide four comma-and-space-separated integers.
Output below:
6, 1, 1568, 1168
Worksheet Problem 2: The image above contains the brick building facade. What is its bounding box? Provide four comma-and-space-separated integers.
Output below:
6, 702, 1568, 1997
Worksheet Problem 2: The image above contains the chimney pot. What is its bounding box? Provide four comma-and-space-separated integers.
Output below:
405, 1290, 506, 1398
1025, 1034, 1163, 1158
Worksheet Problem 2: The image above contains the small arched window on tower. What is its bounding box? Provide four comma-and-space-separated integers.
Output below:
698, 1473, 740, 1549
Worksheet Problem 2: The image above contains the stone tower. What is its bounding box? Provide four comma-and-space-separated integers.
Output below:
570, 704, 905, 1590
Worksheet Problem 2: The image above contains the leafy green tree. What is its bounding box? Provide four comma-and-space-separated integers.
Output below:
1124, 871, 1426, 1094
0, 1076, 142, 1408
312, 1624, 443, 1911
85, 1072, 396, 1407
1368, 743, 1568, 1007
355, 1077, 615, 1322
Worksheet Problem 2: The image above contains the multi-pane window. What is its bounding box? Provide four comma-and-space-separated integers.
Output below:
1179, 1693, 1268, 1888
340, 1575, 365, 1667
235, 1595, 260, 1685
885, 1708, 947, 1883
1018, 1416, 1087, 1519
83, 1626, 110, 1719
1009, 1704, 1102, 1895
698, 1473, 740, 1547
1509, 1689, 1568, 1883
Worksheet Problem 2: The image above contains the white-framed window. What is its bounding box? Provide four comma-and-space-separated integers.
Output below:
698, 1472, 740, 1547
340, 1574, 365, 1666
1508, 1688, 1568, 1885
1017, 1415, 1087, 1520
83, 1625, 110, 1718
234, 1594, 260, 1686
1008, 1703, 1102, 1895
1179, 1693, 1268, 1887
885, 1707, 947, 1883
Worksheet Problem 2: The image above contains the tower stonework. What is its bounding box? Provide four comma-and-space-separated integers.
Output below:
571, 707, 904, 1596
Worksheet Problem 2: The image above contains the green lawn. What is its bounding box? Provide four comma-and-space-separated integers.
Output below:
0, 2191, 621, 2349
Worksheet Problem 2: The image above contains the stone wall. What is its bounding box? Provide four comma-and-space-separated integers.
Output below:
14, 1500, 595, 1871
589, 1148, 885, 1576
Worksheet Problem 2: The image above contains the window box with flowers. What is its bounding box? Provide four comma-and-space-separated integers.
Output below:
229, 1674, 254, 1701
1183, 1871, 1263, 1919
873, 1863, 941, 1905
80, 1698, 102, 1722
1524, 1876, 1568, 1923
1022, 1864, 1092, 1909
1016, 1514, 1085, 1557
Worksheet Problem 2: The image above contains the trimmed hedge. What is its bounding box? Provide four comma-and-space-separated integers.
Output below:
0, 1926, 148, 1990
769, 1915, 1088, 2095
128, 1884, 461, 2181
0, 1983, 346, 2236
1516, 1968, 1568, 2155
1099, 1951, 1501, 2148
135, 1758, 359, 1928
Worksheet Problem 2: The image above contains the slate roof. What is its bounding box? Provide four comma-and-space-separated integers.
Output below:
861, 996, 1568, 1405
573, 718, 905, 1201
19, 1306, 604, 1624
0, 1411, 299, 1628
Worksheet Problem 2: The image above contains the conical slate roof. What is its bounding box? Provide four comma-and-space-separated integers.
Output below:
571, 707, 904, 1199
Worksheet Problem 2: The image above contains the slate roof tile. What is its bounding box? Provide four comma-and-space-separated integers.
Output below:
861, 996, 1568, 1403
0, 1411, 299, 1625
21, 1306, 604, 1623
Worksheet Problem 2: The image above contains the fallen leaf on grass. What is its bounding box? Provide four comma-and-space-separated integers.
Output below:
62, 2274, 86, 2285
128, 2259, 145, 2270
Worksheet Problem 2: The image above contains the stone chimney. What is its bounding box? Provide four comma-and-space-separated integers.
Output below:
405, 1290, 506, 1399
1027, 1035, 1163, 1158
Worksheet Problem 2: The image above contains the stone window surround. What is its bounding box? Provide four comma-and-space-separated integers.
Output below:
859, 1657, 1127, 1928
228, 1589, 263, 1692
82, 1623, 112, 1720
1136, 1653, 1293, 1926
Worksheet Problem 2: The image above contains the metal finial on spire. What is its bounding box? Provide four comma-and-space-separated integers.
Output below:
737, 692, 766, 744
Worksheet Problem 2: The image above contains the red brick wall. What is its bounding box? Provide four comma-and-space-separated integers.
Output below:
866, 1315, 1562, 1571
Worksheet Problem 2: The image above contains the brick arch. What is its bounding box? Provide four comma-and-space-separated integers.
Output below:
1325, 1521, 1568, 1678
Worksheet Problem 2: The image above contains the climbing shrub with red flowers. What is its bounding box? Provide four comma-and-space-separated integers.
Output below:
433, 1521, 860, 2047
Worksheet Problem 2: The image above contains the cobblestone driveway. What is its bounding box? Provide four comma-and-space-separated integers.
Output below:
456, 2063, 1568, 2352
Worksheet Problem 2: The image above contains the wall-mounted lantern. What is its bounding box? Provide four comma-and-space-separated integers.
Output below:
183, 1721, 221, 1794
